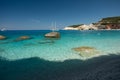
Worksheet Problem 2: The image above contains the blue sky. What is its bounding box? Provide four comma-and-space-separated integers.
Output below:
0, 0, 120, 30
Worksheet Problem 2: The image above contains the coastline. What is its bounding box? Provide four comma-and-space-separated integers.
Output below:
63, 29, 120, 31
2, 29, 120, 31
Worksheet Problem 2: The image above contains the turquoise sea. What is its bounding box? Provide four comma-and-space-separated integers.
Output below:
0, 30, 120, 61
0, 30, 120, 80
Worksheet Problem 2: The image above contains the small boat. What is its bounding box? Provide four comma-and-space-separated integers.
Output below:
1, 28, 6, 31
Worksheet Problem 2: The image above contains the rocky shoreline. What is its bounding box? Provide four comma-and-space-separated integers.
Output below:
64, 16, 120, 30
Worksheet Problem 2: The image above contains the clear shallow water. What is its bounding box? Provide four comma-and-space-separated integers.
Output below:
0, 30, 120, 61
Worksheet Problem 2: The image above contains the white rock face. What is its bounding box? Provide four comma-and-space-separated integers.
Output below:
78, 24, 89, 30
64, 27, 79, 30
64, 24, 98, 30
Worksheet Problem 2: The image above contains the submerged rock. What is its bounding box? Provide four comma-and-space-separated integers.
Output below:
72, 46, 96, 52
72, 46, 100, 57
38, 40, 55, 44
24, 43, 36, 46
45, 32, 60, 38
0, 35, 6, 40
0, 41, 9, 44
14, 36, 31, 41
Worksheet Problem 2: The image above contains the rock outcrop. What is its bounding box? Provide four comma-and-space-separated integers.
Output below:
45, 32, 60, 38
0, 35, 6, 40
72, 46, 100, 57
14, 36, 31, 41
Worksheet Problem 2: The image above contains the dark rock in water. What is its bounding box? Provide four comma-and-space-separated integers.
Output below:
38, 40, 55, 44
24, 43, 36, 46
45, 32, 60, 38
0, 35, 6, 40
72, 46, 100, 57
14, 36, 31, 41
0, 54, 120, 80
0, 41, 9, 44
0, 48, 5, 53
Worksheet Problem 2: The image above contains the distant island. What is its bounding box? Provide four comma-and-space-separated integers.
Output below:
64, 16, 120, 30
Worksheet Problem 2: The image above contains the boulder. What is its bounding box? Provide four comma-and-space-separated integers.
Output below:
15, 36, 31, 41
45, 32, 60, 38
0, 35, 6, 40
72, 46, 100, 57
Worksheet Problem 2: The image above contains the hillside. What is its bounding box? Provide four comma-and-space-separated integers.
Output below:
100, 16, 120, 24
64, 16, 120, 30
68, 24, 84, 28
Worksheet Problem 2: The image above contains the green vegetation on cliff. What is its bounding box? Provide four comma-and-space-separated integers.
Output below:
68, 24, 84, 28
100, 16, 120, 24
67, 16, 120, 28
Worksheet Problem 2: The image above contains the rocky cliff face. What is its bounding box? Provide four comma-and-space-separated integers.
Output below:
96, 16, 120, 29
100, 16, 120, 24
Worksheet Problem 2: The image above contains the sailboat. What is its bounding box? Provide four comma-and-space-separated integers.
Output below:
51, 22, 59, 32
45, 22, 60, 38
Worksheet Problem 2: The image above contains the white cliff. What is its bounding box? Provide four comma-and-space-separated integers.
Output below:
64, 24, 98, 30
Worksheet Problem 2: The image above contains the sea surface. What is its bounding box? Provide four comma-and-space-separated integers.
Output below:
0, 30, 120, 61
0, 30, 120, 80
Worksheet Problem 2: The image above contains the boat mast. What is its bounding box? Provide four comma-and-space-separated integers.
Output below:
55, 22, 56, 31
52, 22, 56, 32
